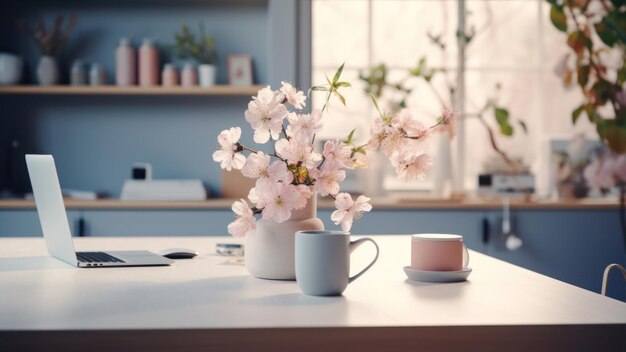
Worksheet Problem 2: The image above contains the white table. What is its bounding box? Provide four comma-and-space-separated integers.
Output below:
1, 236, 624, 351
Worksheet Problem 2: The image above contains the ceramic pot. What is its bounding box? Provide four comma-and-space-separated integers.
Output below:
0, 52, 22, 85
37, 56, 59, 86
245, 196, 325, 280
198, 64, 216, 87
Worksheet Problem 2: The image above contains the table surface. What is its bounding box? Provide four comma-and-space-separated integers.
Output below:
1, 235, 625, 332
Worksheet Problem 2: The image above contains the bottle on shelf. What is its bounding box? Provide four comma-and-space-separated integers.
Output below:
139, 38, 159, 86
115, 38, 136, 86
70, 60, 87, 85
89, 63, 107, 86
181, 63, 197, 87
161, 63, 179, 87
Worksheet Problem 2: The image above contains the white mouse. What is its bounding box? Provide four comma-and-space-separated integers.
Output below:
158, 248, 198, 259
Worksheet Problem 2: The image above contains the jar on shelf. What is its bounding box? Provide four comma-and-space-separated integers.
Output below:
70, 60, 87, 85
181, 63, 197, 87
89, 63, 107, 86
161, 63, 179, 87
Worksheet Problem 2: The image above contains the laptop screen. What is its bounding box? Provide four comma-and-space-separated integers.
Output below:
26, 154, 78, 266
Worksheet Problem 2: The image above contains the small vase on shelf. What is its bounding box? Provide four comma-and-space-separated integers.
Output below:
244, 195, 324, 280
198, 64, 216, 87
181, 63, 197, 87
37, 56, 59, 86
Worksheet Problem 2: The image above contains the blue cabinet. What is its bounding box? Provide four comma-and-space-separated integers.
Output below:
0, 210, 80, 237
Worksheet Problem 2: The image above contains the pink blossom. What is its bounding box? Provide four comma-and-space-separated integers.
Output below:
293, 185, 314, 210
259, 183, 302, 223
275, 138, 322, 169
584, 157, 616, 189
286, 110, 323, 142
393, 109, 429, 139
241, 152, 293, 186
379, 128, 409, 159
279, 81, 307, 110
212, 127, 246, 171
435, 107, 457, 139
244, 86, 288, 144
331, 193, 372, 232
394, 153, 432, 182
367, 118, 391, 150
311, 160, 346, 196
352, 152, 369, 169
227, 199, 256, 237
323, 139, 353, 168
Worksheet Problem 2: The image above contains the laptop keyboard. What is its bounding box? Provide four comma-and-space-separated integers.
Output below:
77, 252, 125, 264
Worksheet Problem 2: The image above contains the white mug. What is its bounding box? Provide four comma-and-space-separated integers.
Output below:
295, 231, 379, 296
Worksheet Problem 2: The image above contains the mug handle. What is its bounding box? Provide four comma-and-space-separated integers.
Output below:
463, 244, 470, 267
348, 238, 380, 283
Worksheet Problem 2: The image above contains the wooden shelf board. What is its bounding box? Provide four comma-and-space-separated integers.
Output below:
0, 198, 619, 210
0, 85, 264, 96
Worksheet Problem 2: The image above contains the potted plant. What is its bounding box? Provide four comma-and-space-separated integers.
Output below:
169, 23, 217, 87
211, 64, 457, 280
19, 15, 76, 86
546, 0, 626, 250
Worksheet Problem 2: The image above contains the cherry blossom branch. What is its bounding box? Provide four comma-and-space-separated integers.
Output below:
238, 142, 288, 164
476, 112, 518, 172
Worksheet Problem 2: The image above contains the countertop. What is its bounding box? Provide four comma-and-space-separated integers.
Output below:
0, 236, 624, 351
0, 196, 620, 210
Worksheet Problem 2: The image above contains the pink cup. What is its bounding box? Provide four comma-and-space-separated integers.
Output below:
411, 234, 468, 271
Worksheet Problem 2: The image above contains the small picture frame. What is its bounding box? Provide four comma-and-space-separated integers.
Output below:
228, 55, 253, 86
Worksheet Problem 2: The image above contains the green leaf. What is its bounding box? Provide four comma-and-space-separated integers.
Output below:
495, 107, 509, 126
332, 63, 345, 85
605, 121, 626, 154
410, 57, 427, 76
595, 21, 618, 46
577, 65, 590, 87
572, 104, 585, 124
310, 86, 328, 92
567, 31, 592, 54
335, 81, 351, 88
346, 129, 356, 144
370, 94, 384, 118
550, 5, 567, 32
334, 91, 346, 106
591, 79, 613, 105
495, 107, 513, 136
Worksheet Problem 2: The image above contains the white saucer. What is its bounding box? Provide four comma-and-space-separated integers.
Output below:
403, 266, 472, 283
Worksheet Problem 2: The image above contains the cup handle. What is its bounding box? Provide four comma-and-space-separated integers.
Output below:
463, 244, 470, 267
348, 238, 380, 284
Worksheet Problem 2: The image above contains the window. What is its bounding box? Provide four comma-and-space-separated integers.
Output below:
312, 0, 597, 195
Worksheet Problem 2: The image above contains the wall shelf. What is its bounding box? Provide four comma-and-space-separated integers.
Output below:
0, 198, 619, 210
0, 85, 264, 96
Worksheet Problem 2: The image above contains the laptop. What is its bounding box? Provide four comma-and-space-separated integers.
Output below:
25, 154, 174, 267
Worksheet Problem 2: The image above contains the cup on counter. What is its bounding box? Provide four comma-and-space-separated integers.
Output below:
296, 231, 379, 296
411, 234, 469, 272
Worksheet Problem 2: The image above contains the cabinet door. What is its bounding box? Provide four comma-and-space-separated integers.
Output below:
483, 209, 626, 301
0, 210, 80, 237
78, 210, 233, 236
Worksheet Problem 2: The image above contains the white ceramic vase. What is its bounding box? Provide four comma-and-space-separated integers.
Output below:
245, 196, 325, 280
432, 133, 454, 198
37, 56, 59, 86
198, 64, 216, 87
